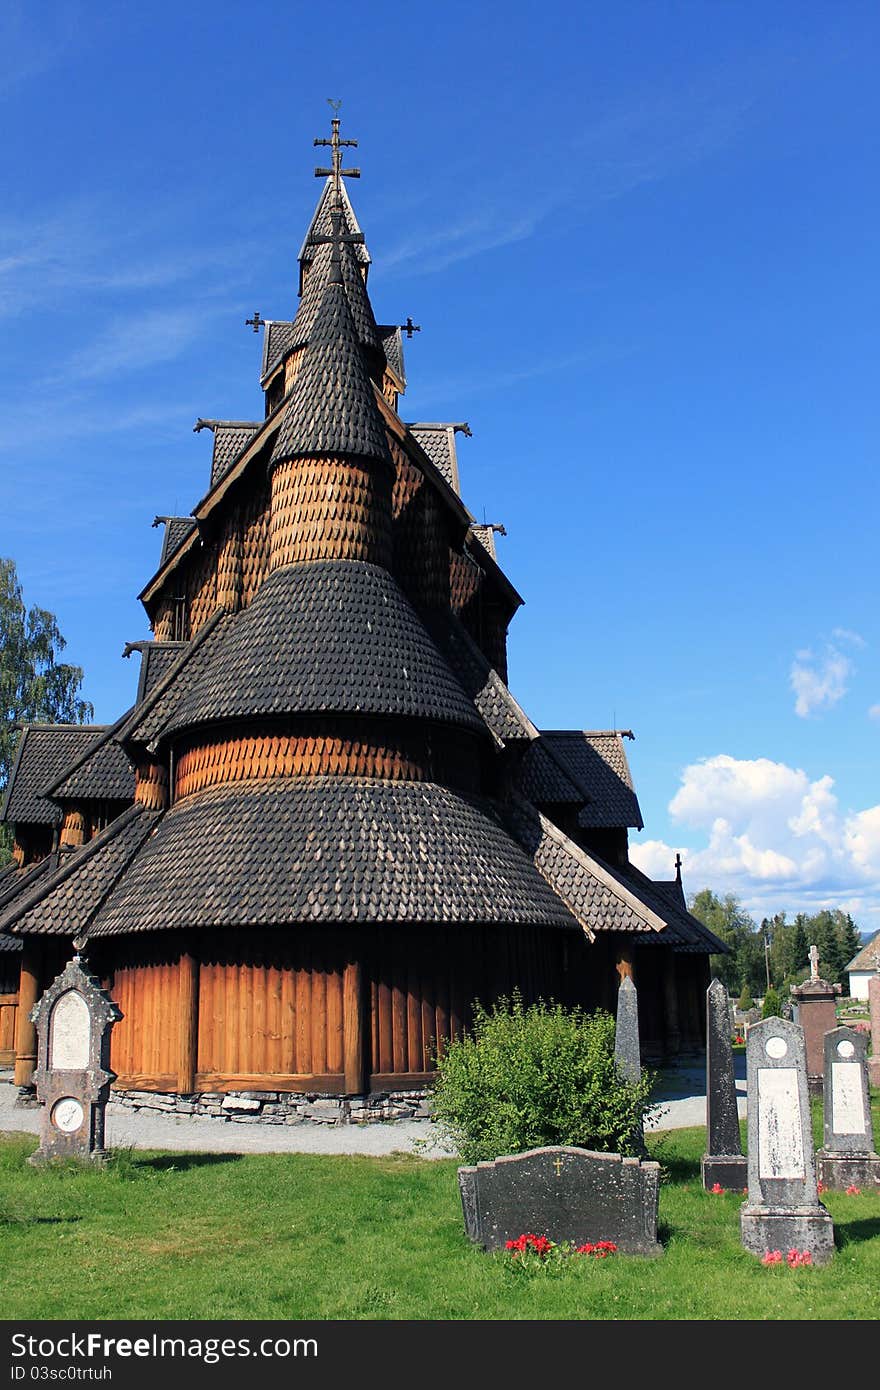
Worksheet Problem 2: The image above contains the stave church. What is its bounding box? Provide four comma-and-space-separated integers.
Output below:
0, 118, 724, 1113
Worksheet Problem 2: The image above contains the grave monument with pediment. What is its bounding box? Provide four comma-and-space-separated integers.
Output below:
29, 945, 122, 1165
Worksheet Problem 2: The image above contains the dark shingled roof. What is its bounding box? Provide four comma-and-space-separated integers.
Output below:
424, 609, 537, 746
49, 736, 134, 803
135, 642, 189, 704
622, 864, 728, 954
517, 738, 584, 804
299, 178, 371, 270
379, 326, 406, 385
504, 799, 663, 937
408, 425, 462, 493
159, 517, 197, 567
210, 423, 260, 486
0, 857, 54, 917
271, 279, 390, 467
0, 930, 22, 953
289, 237, 380, 355
87, 777, 580, 936
541, 732, 644, 830
1, 727, 107, 826
129, 562, 487, 746
261, 321, 297, 382
2, 806, 160, 938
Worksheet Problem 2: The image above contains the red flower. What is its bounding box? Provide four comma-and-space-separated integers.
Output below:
762, 1250, 783, 1265
817, 1182, 827, 1194
710, 1182, 725, 1194
845, 1185, 862, 1196
786, 1249, 813, 1267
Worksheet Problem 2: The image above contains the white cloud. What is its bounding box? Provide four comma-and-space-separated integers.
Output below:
630, 752, 880, 929
790, 643, 854, 718
832, 627, 866, 649
868, 705, 880, 722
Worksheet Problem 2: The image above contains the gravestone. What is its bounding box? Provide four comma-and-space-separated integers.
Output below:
869, 976, 880, 1090
740, 1017, 834, 1263
816, 1026, 880, 1191
790, 946, 841, 1096
458, 1146, 662, 1255
701, 978, 747, 1191
29, 950, 122, 1165
614, 975, 641, 1083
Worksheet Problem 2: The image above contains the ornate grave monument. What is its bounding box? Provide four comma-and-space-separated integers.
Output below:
740, 1017, 834, 1263
701, 978, 747, 1191
790, 945, 841, 1096
29, 944, 122, 1165
458, 1146, 663, 1255
816, 1025, 880, 1191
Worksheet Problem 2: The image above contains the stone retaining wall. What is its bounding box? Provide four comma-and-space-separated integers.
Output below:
108, 1089, 432, 1126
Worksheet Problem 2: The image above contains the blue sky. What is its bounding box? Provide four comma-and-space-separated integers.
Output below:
2, 1, 879, 932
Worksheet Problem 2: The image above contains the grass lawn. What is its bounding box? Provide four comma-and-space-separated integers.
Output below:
1, 1104, 878, 1321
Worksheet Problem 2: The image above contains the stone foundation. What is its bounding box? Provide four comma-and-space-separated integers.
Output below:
108, 1088, 432, 1126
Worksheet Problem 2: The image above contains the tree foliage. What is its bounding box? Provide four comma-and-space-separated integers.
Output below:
0, 557, 93, 860
689, 887, 865, 995
430, 994, 655, 1164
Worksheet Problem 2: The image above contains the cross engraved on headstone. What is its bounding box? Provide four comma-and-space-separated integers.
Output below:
554, 1156, 564, 1177
740, 1018, 834, 1263
29, 949, 122, 1166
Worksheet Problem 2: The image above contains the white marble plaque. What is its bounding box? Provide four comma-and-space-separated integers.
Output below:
49, 990, 90, 1070
831, 1061, 865, 1135
757, 1068, 805, 1178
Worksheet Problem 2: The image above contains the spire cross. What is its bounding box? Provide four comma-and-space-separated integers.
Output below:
245, 311, 264, 334
314, 113, 360, 191
400, 316, 421, 339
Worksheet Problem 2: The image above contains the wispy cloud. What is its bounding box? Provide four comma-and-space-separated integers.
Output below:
869, 705, 880, 723
790, 636, 858, 718
61, 305, 221, 383
381, 206, 556, 277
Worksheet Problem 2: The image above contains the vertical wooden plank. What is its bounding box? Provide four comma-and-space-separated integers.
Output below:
177, 948, 200, 1093
406, 952, 422, 1078
281, 944, 296, 1073
435, 948, 450, 1064
326, 941, 343, 1074
252, 941, 266, 1075
296, 958, 311, 1075
377, 930, 393, 1074
392, 943, 407, 1075
343, 958, 365, 1095
310, 938, 327, 1076
267, 953, 283, 1075
197, 954, 211, 1074
420, 931, 436, 1071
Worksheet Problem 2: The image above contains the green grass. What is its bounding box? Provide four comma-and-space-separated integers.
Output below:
1, 1105, 878, 1321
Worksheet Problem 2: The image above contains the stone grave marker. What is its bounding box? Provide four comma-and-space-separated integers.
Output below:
816, 1026, 880, 1191
789, 945, 841, 1096
869, 976, 880, 1090
740, 1017, 834, 1263
458, 1146, 663, 1255
614, 975, 641, 1083
701, 978, 747, 1191
29, 949, 122, 1165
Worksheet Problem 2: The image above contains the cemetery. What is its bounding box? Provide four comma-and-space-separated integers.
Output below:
0, 954, 877, 1321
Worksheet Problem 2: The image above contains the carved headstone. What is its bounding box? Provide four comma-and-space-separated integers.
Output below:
790, 949, 842, 1096
740, 1018, 834, 1263
816, 1026, 880, 1191
868, 976, 880, 1090
458, 1146, 663, 1255
702, 978, 747, 1191
614, 975, 641, 1083
29, 953, 122, 1165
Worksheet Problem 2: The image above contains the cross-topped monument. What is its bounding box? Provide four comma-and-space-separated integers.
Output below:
809, 944, 820, 981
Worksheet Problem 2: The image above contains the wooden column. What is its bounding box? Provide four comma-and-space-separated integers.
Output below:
177, 948, 200, 1094
13, 943, 41, 1087
343, 958, 366, 1096
662, 949, 681, 1059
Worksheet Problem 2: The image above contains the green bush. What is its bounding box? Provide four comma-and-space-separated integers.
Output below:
738, 983, 753, 1010
762, 987, 781, 1019
430, 994, 655, 1164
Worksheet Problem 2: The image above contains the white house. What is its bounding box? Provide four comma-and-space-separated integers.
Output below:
845, 931, 880, 1000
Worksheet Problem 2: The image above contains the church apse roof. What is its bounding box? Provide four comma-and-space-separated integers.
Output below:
126, 561, 487, 747
84, 777, 580, 936
1, 726, 108, 826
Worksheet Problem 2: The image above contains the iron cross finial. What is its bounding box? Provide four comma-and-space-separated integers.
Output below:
245, 311, 264, 334
400, 316, 421, 339
314, 107, 360, 191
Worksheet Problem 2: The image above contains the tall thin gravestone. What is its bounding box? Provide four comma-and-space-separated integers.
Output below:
868, 976, 880, 1091
740, 1017, 834, 1263
816, 1026, 880, 1191
615, 975, 644, 1153
29, 949, 122, 1165
701, 978, 747, 1191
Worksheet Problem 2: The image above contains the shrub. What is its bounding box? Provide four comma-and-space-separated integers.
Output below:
762, 987, 781, 1019
430, 994, 655, 1164
738, 983, 753, 1010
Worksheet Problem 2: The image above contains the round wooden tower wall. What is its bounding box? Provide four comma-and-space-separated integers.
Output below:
93, 924, 600, 1096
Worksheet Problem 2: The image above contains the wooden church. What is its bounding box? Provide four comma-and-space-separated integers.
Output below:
0, 119, 724, 1108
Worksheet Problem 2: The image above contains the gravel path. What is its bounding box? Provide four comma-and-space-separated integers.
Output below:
0, 1061, 746, 1158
